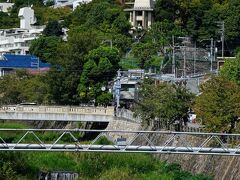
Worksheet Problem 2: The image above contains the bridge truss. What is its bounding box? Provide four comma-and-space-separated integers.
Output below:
0, 129, 240, 156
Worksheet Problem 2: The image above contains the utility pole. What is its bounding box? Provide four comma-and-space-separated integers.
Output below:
194, 41, 196, 75
183, 46, 186, 78
222, 22, 225, 59
115, 70, 121, 109
216, 21, 225, 59
172, 36, 176, 78
210, 38, 213, 72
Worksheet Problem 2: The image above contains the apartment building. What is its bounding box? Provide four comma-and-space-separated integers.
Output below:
0, 7, 44, 55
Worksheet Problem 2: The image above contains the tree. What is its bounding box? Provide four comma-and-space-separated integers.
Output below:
43, 20, 63, 37
193, 77, 240, 133
29, 36, 62, 63
132, 43, 158, 69
145, 20, 183, 54
20, 74, 50, 104
135, 79, 193, 128
45, 30, 99, 105
78, 46, 120, 102
220, 54, 240, 85
154, 0, 179, 22
0, 75, 22, 105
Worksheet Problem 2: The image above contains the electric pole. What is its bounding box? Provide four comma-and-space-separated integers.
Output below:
172, 36, 176, 78
183, 46, 186, 78
194, 42, 196, 75
216, 21, 225, 59
210, 38, 213, 72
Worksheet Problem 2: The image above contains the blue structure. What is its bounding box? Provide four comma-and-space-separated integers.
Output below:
0, 54, 50, 76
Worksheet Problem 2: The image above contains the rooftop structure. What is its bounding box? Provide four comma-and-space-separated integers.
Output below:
124, 0, 154, 29
18, 7, 37, 29
0, 54, 50, 76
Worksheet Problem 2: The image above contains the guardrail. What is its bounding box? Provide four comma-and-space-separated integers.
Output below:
0, 105, 114, 116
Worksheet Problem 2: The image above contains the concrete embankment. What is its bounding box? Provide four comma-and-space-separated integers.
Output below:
148, 133, 240, 180
156, 154, 240, 180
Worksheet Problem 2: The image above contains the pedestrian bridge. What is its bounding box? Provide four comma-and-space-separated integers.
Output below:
0, 105, 116, 122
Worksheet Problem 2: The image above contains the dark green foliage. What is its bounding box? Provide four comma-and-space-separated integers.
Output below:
45, 0, 54, 7
78, 46, 120, 103
0, 12, 19, 29
0, 152, 32, 179
43, 20, 63, 37
29, 36, 61, 63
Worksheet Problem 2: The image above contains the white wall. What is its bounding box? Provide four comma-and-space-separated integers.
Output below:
0, 3, 14, 13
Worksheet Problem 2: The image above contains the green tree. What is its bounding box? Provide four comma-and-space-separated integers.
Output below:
29, 36, 62, 63
20, 74, 50, 104
220, 54, 240, 85
0, 75, 22, 105
78, 46, 120, 103
46, 31, 99, 104
43, 20, 63, 37
193, 77, 240, 133
135, 79, 193, 128
132, 43, 158, 69
154, 0, 179, 23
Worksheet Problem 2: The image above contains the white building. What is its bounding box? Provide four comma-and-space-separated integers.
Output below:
124, 0, 154, 29
0, 7, 44, 55
0, 3, 14, 13
52, 0, 92, 10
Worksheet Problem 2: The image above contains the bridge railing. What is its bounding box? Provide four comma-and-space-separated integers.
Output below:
0, 105, 114, 116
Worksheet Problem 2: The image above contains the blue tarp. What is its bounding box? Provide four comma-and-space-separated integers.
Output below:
0, 54, 50, 69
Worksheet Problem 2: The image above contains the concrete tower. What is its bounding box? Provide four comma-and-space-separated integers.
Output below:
18, 7, 36, 29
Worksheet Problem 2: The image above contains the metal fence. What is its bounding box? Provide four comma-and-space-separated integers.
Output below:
0, 129, 240, 156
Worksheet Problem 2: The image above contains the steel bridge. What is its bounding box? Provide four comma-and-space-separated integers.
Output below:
0, 129, 240, 156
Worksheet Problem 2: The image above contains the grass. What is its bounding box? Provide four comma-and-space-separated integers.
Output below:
27, 152, 77, 172
0, 121, 31, 143
0, 121, 30, 129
